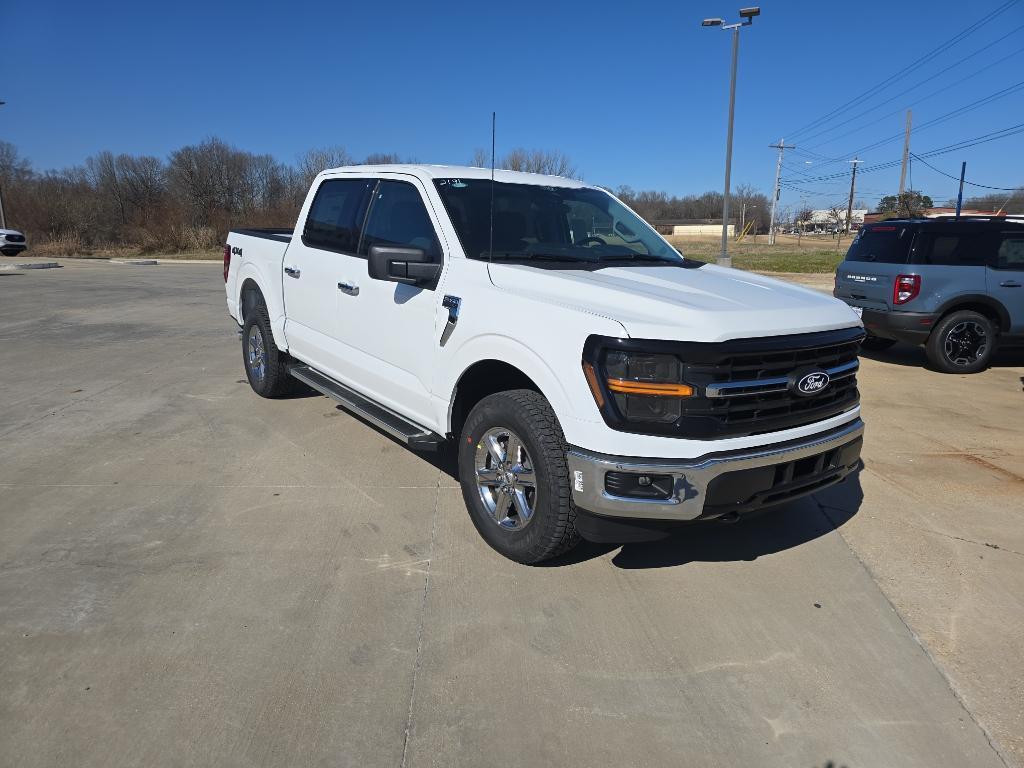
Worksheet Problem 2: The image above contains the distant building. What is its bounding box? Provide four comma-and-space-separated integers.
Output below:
650, 219, 736, 237
862, 208, 1006, 225
800, 209, 867, 232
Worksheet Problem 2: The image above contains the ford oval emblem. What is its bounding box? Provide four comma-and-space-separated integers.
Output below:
796, 371, 830, 396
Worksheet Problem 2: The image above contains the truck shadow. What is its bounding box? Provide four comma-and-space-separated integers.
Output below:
546, 468, 864, 570
334, 410, 866, 571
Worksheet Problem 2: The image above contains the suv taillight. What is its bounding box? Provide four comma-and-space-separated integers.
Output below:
893, 274, 920, 305
223, 244, 231, 283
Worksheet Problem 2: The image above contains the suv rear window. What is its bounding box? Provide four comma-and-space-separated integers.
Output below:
844, 226, 913, 264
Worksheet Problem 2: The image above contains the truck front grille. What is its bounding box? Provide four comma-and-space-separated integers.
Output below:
4, 233, 25, 243
678, 331, 862, 438
585, 327, 864, 440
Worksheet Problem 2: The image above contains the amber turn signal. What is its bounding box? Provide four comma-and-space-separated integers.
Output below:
606, 379, 694, 397
582, 361, 605, 408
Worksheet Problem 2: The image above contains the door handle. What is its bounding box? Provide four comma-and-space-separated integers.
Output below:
439, 295, 461, 346
999, 280, 1021, 288
284, 266, 301, 278
337, 281, 359, 296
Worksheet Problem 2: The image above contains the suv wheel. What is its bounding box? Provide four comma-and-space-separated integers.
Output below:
458, 389, 580, 564
925, 310, 995, 374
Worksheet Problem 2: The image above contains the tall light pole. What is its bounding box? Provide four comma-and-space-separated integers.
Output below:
0, 100, 6, 229
703, 7, 759, 267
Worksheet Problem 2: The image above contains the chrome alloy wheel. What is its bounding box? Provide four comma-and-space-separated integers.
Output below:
247, 325, 268, 381
944, 320, 987, 367
474, 427, 537, 531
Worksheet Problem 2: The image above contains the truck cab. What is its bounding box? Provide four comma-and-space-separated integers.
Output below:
225, 165, 866, 563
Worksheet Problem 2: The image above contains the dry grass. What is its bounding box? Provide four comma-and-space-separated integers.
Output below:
668, 233, 850, 273
39, 233, 851, 272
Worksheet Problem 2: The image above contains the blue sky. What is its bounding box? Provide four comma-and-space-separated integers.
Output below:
4, 0, 1022, 211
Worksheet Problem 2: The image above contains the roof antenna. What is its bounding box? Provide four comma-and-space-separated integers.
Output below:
489, 111, 495, 263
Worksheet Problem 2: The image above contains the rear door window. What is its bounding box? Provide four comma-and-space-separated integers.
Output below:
913, 229, 990, 266
359, 181, 441, 260
844, 226, 913, 263
302, 178, 374, 253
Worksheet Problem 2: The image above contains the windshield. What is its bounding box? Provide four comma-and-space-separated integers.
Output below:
432, 179, 684, 265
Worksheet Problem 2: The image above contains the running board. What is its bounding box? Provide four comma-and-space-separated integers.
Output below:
289, 365, 445, 451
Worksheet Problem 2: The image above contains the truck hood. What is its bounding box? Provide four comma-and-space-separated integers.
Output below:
487, 262, 862, 342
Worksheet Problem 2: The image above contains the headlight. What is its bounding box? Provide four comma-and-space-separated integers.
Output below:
583, 351, 692, 424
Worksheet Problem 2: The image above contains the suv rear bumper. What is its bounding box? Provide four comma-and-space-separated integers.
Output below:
860, 308, 936, 344
566, 418, 863, 530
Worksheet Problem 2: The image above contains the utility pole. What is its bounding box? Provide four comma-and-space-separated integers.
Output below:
0, 185, 6, 229
768, 138, 795, 245
898, 109, 912, 196
845, 158, 861, 234
955, 161, 966, 218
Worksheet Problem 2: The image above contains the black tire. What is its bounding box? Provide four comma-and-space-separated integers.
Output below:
242, 299, 296, 397
925, 310, 995, 374
860, 335, 897, 352
458, 389, 580, 564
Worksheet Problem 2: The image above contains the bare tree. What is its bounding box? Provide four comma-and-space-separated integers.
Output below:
363, 152, 403, 165
295, 146, 354, 185
469, 147, 489, 168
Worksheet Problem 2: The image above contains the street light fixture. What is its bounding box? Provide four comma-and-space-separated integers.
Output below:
703, 6, 760, 267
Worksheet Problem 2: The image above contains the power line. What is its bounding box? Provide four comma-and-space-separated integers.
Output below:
781, 122, 1024, 183
782, 84, 1024, 180
802, 42, 1024, 150
784, 0, 1022, 140
910, 152, 1021, 191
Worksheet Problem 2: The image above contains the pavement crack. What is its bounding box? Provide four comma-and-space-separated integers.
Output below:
818, 500, 1024, 559
814, 495, 1013, 768
399, 470, 442, 768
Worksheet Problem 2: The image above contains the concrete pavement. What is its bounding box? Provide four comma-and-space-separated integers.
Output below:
0, 260, 1019, 767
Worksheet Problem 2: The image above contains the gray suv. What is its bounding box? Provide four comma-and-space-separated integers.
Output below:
834, 217, 1024, 373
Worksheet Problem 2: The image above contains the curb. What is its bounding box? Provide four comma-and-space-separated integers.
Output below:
110, 259, 159, 266
0, 261, 61, 270
155, 259, 222, 264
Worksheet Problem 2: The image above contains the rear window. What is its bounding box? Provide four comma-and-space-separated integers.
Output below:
844, 226, 913, 264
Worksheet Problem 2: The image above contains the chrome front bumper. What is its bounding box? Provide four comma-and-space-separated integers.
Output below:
566, 419, 864, 522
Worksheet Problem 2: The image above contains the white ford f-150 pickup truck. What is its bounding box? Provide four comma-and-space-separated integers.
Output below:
225, 164, 864, 563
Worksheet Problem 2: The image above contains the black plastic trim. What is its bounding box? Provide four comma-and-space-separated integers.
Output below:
289, 364, 445, 451
232, 228, 293, 243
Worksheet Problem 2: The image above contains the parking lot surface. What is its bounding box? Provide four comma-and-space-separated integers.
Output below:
1, 261, 1021, 767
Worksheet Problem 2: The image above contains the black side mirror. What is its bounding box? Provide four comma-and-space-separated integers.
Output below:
367, 245, 440, 287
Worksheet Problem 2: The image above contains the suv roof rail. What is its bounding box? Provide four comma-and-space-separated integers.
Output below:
928, 215, 1008, 221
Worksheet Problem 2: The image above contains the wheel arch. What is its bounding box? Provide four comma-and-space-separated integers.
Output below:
236, 267, 288, 350
934, 294, 1010, 333
447, 359, 543, 439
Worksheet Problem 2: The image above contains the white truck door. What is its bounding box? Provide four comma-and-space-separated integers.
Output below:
281, 177, 375, 379
333, 177, 447, 427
